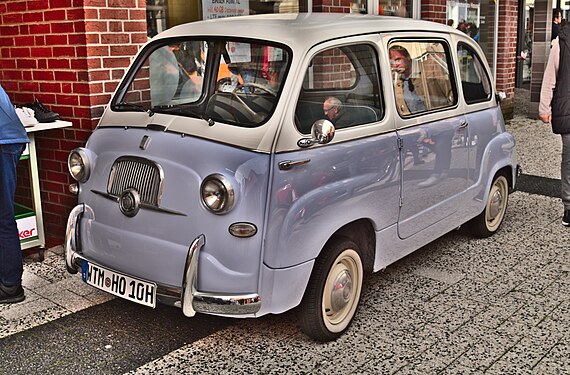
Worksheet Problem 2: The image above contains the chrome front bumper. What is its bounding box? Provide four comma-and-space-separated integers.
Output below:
65, 204, 261, 317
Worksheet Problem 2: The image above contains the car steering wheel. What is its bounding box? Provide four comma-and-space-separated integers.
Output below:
233, 82, 277, 97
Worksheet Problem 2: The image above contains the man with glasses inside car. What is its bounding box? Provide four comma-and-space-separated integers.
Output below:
322, 96, 357, 129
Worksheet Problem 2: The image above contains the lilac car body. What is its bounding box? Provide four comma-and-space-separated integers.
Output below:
64, 13, 517, 340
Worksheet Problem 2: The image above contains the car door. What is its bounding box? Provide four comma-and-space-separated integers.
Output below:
267, 37, 400, 269
389, 38, 470, 239
456, 41, 500, 185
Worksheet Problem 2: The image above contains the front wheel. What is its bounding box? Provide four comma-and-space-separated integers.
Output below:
466, 174, 509, 237
299, 237, 364, 342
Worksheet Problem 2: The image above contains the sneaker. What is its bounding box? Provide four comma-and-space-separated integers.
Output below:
563, 210, 570, 227
0, 283, 25, 304
15, 106, 39, 127
26, 99, 60, 123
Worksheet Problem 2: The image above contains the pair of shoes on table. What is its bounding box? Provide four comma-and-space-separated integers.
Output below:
0, 283, 25, 304
563, 210, 570, 227
25, 99, 60, 123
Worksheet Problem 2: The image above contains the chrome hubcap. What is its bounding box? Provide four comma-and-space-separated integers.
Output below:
489, 189, 503, 220
486, 176, 508, 231
322, 249, 363, 333
330, 269, 353, 313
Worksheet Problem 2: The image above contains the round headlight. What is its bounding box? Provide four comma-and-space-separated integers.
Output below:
200, 174, 235, 214
68, 148, 90, 183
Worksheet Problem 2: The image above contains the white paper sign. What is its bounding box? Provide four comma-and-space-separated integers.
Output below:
202, 0, 249, 20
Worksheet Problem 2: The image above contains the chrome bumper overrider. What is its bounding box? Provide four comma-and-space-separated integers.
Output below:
64, 204, 261, 317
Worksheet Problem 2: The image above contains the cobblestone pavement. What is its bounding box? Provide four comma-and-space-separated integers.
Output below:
1, 89, 569, 374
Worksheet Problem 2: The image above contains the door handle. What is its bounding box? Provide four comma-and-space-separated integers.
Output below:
459, 120, 469, 128
279, 159, 311, 170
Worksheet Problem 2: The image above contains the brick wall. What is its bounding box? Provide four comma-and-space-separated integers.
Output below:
0, 0, 147, 243
421, 0, 446, 24
311, 48, 355, 89
312, 0, 351, 13
496, 0, 518, 118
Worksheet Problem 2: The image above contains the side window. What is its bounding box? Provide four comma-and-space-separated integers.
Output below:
389, 41, 456, 116
295, 44, 383, 134
457, 44, 492, 104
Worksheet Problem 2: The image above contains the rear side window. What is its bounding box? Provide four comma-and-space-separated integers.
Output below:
457, 44, 492, 104
295, 44, 383, 134
388, 41, 456, 116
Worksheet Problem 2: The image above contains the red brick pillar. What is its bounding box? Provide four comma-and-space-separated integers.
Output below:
496, 0, 519, 118
421, 0, 446, 25
0, 0, 147, 243
312, 0, 352, 13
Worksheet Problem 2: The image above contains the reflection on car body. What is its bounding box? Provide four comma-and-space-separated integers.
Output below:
64, 13, 518, 342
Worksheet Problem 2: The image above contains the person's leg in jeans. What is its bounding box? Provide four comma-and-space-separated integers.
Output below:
560, 133, 570, 225
0, 143, 25, 301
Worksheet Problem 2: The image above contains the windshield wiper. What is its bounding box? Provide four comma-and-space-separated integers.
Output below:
153, 105, 215, 126
114, 102, 155, 117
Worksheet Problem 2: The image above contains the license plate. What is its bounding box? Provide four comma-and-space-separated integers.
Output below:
82, 261, 156, 308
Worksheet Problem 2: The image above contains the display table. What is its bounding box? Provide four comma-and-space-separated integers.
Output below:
16, 120, 72, 259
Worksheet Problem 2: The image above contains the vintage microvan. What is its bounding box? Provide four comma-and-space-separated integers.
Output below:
65, 13, 518, 341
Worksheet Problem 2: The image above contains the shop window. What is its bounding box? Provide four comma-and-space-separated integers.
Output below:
447, 0, 498, 77
377, 0, 412, 17
146, 0, 300, 37
389, 41, 456, 116
295, 44, 383, 134
146, 0, 168, 37
457, 44, 491, 104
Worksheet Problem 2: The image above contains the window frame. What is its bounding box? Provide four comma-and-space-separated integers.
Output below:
294, 42, 385, 134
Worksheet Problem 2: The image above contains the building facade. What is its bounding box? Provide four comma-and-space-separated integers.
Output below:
0, 0, 551, 243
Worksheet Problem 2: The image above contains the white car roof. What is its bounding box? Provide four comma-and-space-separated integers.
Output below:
155, 13, 461, 49
102, 13, 472, 152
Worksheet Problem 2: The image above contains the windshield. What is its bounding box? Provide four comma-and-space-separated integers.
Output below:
114, 38, 291, 127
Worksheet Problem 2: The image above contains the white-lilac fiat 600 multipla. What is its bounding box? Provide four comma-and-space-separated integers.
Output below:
65, 13, 518, 341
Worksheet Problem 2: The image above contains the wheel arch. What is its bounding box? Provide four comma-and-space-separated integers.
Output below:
496, 164, 514, 190
326, 218, 376, 273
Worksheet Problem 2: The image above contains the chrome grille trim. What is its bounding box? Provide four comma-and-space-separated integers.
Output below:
107, 156, 164, 206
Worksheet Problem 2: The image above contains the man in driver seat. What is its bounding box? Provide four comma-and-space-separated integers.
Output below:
323, 96, 356, 128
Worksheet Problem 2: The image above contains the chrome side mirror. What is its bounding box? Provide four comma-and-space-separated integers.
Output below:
297, 119, 335, 148
495, 91, 506, 103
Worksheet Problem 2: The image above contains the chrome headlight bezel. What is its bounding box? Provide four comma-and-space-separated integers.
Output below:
68, 148, 90, 183
200, 174, 235, 215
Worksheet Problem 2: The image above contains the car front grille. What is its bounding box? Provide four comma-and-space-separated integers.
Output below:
107, 156, 163, 206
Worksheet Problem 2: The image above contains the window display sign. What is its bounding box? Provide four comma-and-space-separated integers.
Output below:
226, 41, 251, 63
16, 209, 38, 243
202, 0, 249, 20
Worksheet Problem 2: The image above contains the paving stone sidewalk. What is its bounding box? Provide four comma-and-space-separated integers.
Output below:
130, 191, 570, 374
0, 246, 114, 340
3, 89, 570, 374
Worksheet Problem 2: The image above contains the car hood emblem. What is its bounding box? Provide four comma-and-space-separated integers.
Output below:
119, 189, 140, 217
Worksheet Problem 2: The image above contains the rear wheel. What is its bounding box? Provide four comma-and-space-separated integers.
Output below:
299, 237, 364, 341
466, 174, 509, 237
